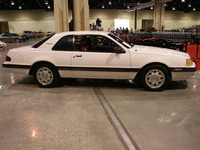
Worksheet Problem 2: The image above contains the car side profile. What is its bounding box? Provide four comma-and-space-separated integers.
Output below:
2, 31, 196, 91
23, 31, 36, 38
0, 33, 23, 43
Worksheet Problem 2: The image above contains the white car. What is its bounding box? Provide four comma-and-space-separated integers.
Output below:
2, 31, 196, 91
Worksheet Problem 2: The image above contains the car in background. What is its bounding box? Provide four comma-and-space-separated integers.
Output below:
39, 32, 44, 37
0, 40, 7, 48
46, 31, 54, 36
33, 31, 39, 38
132, 38, 185, 51
3, 31, 196, 91
23, 31, 36, 38
123, 32, 185, 51
0, 33, 23, 43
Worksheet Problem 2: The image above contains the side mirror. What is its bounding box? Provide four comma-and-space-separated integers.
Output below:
113, 46, 126, 53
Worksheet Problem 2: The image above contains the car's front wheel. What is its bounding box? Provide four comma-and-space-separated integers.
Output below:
140, 65, 170, 91
33, 64, 60, 88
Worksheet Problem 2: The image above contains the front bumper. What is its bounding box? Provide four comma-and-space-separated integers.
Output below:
170, 67, 197, 81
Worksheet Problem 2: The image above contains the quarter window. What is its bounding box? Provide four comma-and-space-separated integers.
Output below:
32, 36, 52, 48
52, 35, 74, 51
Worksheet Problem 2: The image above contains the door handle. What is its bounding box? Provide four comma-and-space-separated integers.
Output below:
76, 54, 82, 57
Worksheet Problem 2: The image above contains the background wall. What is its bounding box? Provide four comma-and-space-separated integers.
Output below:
0, 10, 55, 34
164, 11, 200, 30
89, 9, 135, 31
1, 9, 200, 34
138, 10, 200, 30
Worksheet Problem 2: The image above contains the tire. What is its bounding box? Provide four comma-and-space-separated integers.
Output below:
140, 65, 170, 91
33, 64, 60, 88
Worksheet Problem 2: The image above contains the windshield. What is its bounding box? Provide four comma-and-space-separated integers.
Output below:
108, 33, 132, 49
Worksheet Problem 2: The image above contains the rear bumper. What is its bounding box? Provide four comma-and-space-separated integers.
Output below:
2, 64, 30, 75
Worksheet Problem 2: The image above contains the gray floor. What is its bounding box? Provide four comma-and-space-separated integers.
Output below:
0, 39, 200, 150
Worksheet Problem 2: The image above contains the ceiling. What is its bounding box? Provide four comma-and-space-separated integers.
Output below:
0, 0, 199, 12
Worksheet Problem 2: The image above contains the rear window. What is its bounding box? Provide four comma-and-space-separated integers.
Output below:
32, 36, 52, 48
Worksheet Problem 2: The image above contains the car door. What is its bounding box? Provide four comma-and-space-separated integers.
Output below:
71, 35, 131, 79
51, 35, 74, 77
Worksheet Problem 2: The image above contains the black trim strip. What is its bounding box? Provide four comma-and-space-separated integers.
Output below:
2, 64, 31, 69
3, 64, 197, 73
170, 67, 197, 72
57, 67, 140, 72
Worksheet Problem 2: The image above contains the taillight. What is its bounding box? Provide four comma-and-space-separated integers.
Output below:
6, 56, 11, 61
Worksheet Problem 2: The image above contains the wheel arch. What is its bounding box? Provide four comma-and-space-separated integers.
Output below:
135, 62, 172, 80
29, 61, 60, 76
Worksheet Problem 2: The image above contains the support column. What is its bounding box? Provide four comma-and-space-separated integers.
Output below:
54, 0, 69, 33
135, 10, 137, 30
154, 0, 165, 32
73, 0, 89, 31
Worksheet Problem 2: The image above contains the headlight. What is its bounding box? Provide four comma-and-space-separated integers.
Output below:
186, 59, 193, 66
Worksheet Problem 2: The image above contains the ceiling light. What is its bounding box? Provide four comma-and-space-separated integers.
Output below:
181, 0, 185, 2
109, 1, 111, 5
48, 5, 50, 9
102, 5, 104, 8
164, 3, 167, 6
45, 1, 48, 5
172, 7, 175, 10
151, 6, 153, 9
193, 8, 196, 11
11, 1, 14, 5
127, 5, 130, 9
19, 5, 22, 9
188, 4, 191, 7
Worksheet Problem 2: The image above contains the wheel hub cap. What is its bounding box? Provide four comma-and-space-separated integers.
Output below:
36, 67, 53, 85
145, 69, 165, 89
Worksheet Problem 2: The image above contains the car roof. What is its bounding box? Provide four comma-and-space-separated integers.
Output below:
54, 31, 109, 37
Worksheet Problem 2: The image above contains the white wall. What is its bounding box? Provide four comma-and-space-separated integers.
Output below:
1, 9, 200, 34
89, 9, 135, 31
164, 11, 200, 30
137, 10, 200, 30
0, 10, 55, 34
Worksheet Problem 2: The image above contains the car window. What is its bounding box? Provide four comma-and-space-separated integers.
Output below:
75, 35, 119, 53
108, 33, 132, 48
32, 36, 52, 48
11, 34, 18, 36
52, 35, 74, 51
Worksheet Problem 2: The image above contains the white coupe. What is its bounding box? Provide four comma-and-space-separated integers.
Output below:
2, 31, 196, 91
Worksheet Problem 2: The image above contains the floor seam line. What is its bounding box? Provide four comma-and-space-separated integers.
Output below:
93, 87, 140, 150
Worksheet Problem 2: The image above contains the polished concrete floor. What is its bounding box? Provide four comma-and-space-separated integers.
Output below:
0, 39, 200, 150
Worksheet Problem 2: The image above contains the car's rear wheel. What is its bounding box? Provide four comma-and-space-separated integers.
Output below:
140, 65, 170, 91
33, 64, 60, 88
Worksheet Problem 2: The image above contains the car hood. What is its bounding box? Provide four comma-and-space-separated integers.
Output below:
132, 45, 188, 58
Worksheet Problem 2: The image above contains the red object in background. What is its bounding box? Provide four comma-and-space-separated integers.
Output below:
187, 44, 200, 70
125, 34, 130, 43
